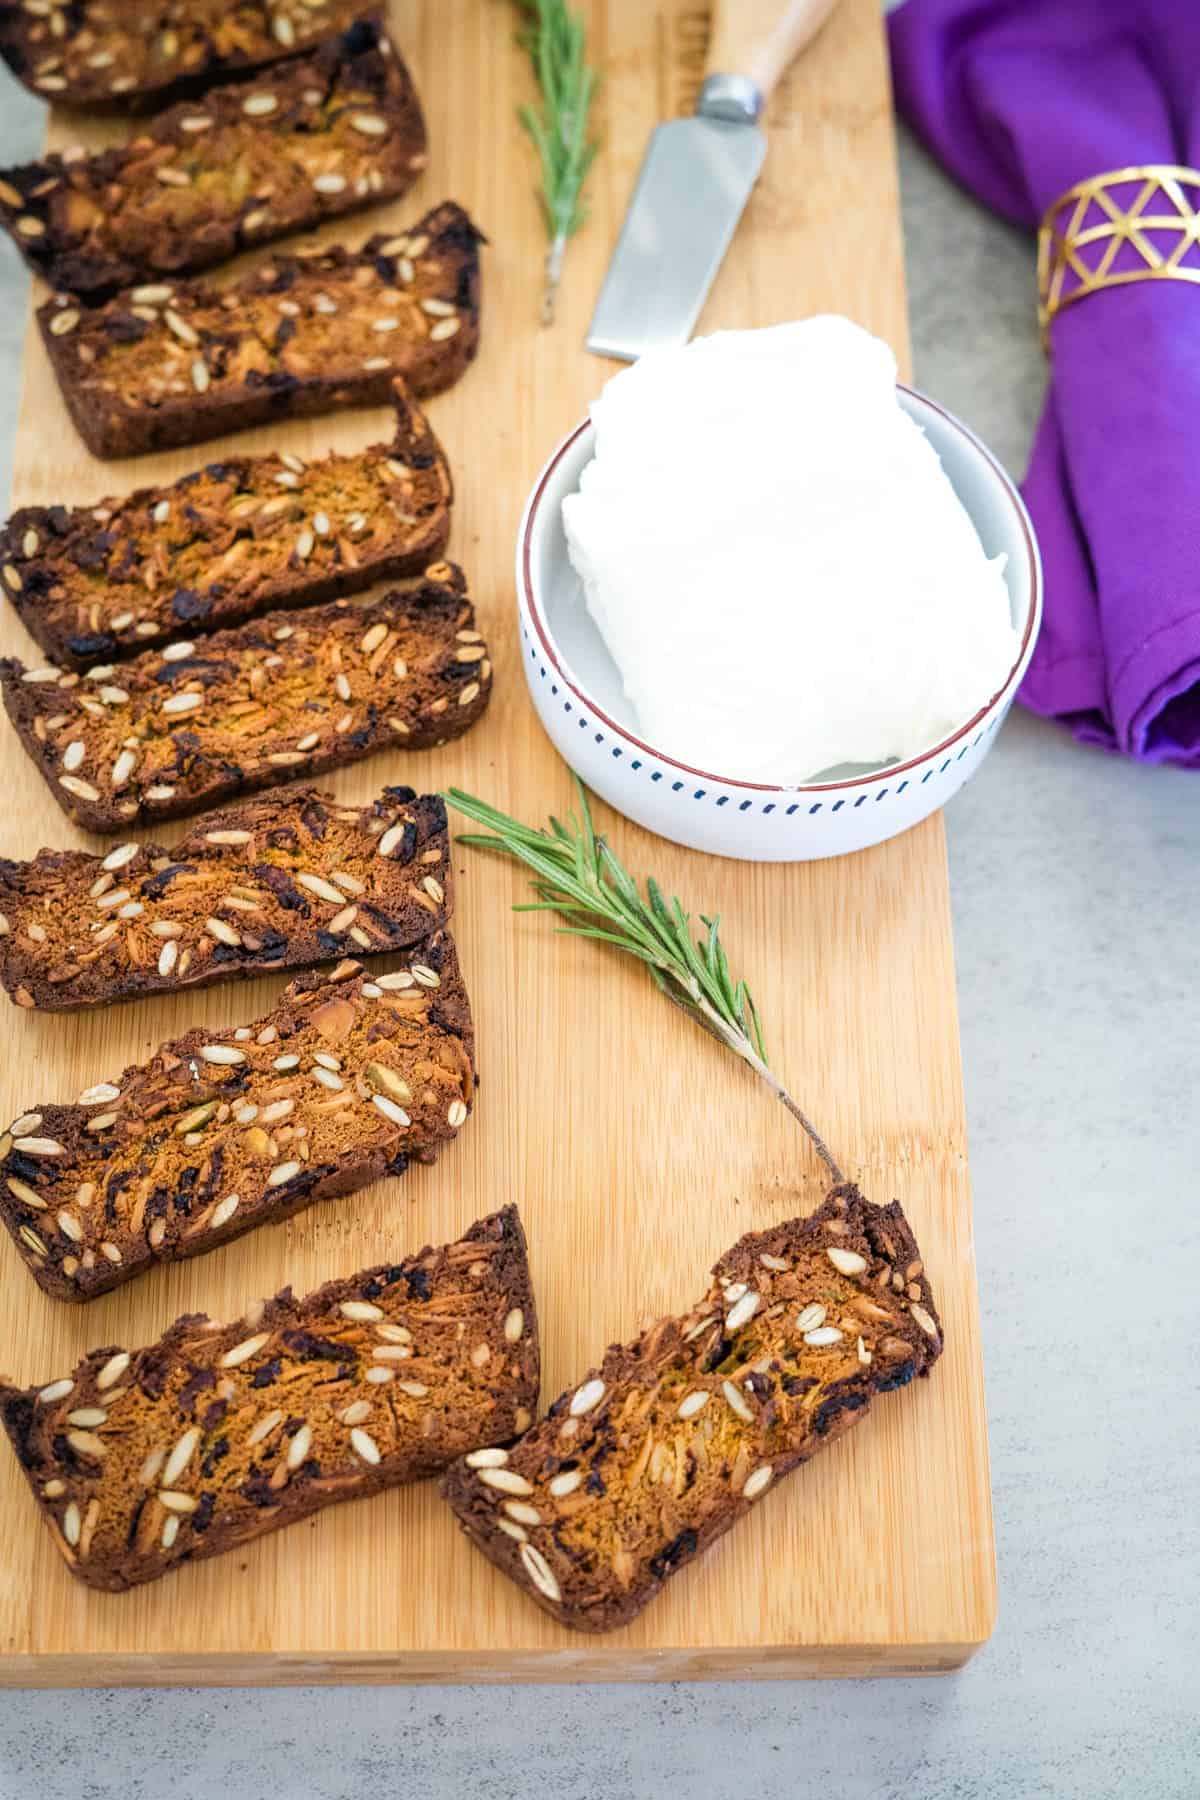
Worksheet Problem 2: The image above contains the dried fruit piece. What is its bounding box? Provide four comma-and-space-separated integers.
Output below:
442, 1188, 942, 1632
0, 1206, 537, 1591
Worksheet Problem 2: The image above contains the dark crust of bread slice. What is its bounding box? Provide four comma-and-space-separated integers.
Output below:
0, 562, 492, 834
0, 938, 475, 1302
0, 380, 451, 670
441, 1187, 943, 1634
39, 201, 484, 460
0, 1205, 537, 1592
0, 21, 427, 299
0, 0, 377, 111
0, 784, 452, 1012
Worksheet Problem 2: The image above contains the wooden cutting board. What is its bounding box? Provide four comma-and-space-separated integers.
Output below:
0, 0, 995, 1683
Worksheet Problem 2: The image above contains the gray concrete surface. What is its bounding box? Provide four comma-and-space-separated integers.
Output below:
0, 84, 1196, 1800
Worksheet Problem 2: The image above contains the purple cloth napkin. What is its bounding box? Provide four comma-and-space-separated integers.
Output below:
889, 0, 1200, 763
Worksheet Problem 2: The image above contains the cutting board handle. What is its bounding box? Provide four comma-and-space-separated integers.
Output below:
705, 0, 840, 105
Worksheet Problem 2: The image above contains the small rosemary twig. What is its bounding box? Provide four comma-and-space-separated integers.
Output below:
515, 0, 600, 325
446, 781, 845, 1183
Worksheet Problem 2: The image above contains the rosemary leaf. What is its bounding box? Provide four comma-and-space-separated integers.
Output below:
515, 0, 600, 325
445, 781, 844, 1180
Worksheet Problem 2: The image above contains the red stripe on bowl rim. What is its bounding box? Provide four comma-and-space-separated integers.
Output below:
519, 384, 1043, 796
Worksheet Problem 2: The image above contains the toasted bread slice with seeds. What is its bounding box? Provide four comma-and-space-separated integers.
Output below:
0, 785, 452, 1012
0, 380, 451, 671
0, 21, 426, 300
0, 1205, 537, 1592
0, 0, 377, 111
39, 200, 483, 460
441, 1187, 942, 1633
0, 940, 474, 1301
0, 564, 491, 835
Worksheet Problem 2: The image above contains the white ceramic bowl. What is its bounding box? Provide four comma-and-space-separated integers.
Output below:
516, 386, 1042, 861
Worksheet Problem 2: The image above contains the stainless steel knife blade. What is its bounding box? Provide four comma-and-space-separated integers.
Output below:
586, 0, 841, 363
586, 113, 766, 364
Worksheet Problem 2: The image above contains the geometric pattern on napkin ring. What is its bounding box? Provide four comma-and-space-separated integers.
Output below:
1037, 164, 1200, 347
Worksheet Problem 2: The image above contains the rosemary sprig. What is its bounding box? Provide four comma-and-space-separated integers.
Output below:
515, 0, 600, 326
446, 781, 845, 1182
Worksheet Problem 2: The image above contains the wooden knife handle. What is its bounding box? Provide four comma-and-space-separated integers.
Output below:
705, 0, 840, 103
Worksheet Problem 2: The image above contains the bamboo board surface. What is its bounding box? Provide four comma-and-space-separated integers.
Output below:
0, 0, 995, 1683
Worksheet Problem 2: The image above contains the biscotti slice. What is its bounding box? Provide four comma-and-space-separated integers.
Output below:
442, 1187, 943, 1633
0, 785, 452, 1012
0, 0, 376, 110
40, 201, 483, 460
0, 381, 451, 670
0, 939, 474, 1302
0, 21, 426, 300
0, 564, 491, 834
0, 1205, 537, 1592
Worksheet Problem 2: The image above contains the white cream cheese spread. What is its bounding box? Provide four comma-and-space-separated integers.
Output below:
562, 317, 1018, 784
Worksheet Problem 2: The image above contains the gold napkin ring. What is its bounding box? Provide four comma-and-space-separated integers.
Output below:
1037, 164, 1200, 346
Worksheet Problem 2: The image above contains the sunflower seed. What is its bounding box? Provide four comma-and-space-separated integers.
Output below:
201, 1044, 246, 1065
721, 1379, 754, 1422
479, 1467, 533, 1496
286, 1424, 312, 1470
569, 1378, 605, 1418
371, 1093, 410, 1127
677, 1389, 710, 1420
95, 1351, 130, 1390
548, 1469, 583, 1498
66, 1430, 106, 1458
795, 1304, 827, 1333
161, 1515, 180, 1550
742, 1464, 774, 1500
60, 775, 100, 801
268, 1161, 301, 1187
220, 1332, 269, 1368
162, 1427, 200, 1487
349, 1427, 381, 1465
504, 1308, 525, 1343
210, 1194, 240, 1229
246, 1409, 284, 1448
159, 1490, 198, 1513
803, 1326, 844, 1347
520, 1542, 561, 1603
14, 1136, 64, 1157
62, 1501, 82, 1547
909, 1304, 939, 1338
465, 1447, 508, 1469
338, 1401, 372, 1427
726, 1290, 760, 1331
37, 1378, 73, 1405
337, 1300, 383, 1323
